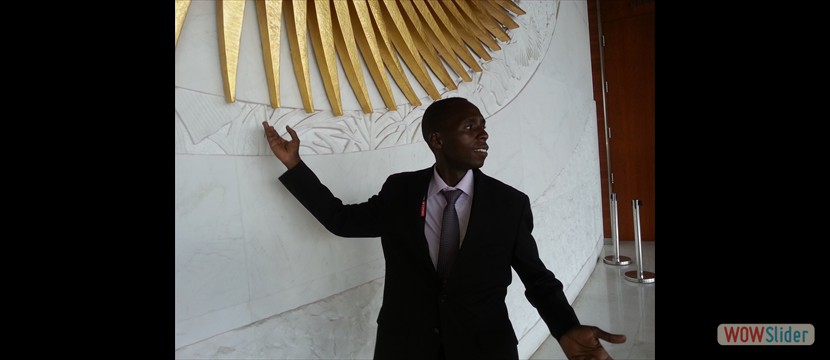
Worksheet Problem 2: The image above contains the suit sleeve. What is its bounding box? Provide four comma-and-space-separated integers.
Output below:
278, 160, 385, 238
510, 194, 581, 341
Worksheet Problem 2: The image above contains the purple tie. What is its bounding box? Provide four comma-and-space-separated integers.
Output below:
437, 189, 462, 278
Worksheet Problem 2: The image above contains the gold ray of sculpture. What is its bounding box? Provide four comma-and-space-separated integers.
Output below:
393, 0, 457, 90
379, 0, 442, 100
178, 0, 525, 114
426, 0, 490, 72
419, 0, 481, 73
308, 0, 343, 116
175, 0, 192, 47
449, 0, 502, 52
366, 0, 421, 107
350, 0, 398, 111
332, 0, 373, 113
453, 25, 493, 62
408, 0, 473, 81
466, 1, 511, 43
433, 0, 491, 61
217, 0, 246, 103
479, 0, 520, 30
255, 0, 283, 109
495, 0, 526, 16
283, 0, 314, 113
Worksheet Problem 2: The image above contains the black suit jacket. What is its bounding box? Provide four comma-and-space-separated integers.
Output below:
279, 161, 580, 359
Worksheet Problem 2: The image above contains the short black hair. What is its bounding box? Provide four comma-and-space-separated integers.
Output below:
421, 97, 472, 142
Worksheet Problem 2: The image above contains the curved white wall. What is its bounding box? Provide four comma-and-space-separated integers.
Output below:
175, 1, 602, 358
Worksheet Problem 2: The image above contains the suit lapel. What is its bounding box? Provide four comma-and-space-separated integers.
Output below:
409, 167, 438, 276
461, 169, 491, 252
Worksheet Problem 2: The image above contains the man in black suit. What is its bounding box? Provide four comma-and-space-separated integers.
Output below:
262, 97, 625, 359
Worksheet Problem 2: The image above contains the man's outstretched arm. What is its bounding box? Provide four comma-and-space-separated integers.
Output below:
262, 121, 383, 238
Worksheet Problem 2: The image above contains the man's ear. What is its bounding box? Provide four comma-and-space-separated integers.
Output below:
429, 132, 443, 149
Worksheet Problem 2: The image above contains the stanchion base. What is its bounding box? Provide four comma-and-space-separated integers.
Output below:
603, 255, 632, 266
624, 270, 655, 284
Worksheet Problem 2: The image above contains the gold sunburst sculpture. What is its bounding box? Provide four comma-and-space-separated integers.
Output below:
175, 0, 525, 116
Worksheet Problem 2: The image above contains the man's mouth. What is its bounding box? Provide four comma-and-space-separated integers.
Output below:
474, 147, 488, 154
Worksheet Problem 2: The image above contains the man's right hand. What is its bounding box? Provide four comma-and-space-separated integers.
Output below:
262, 121, 301, 170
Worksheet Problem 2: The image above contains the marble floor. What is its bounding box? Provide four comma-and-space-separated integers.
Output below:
530, 240, 655, 360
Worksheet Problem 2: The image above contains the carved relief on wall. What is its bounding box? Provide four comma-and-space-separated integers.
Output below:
175, 0, 560, 156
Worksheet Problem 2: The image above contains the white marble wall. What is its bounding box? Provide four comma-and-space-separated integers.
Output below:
175, 1, 602, 358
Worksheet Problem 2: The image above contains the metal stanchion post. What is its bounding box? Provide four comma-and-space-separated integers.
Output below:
624, 199, 655, 283
604, 193, 631, 266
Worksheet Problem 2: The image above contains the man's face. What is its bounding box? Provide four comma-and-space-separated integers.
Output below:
435, 101, 489, 171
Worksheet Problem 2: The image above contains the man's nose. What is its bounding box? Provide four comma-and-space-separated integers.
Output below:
478, 128, 488, 140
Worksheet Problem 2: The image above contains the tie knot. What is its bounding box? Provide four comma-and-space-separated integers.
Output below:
442, 189, 462, 205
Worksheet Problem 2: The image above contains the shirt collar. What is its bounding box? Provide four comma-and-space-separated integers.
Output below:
428, 166, 474, 199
